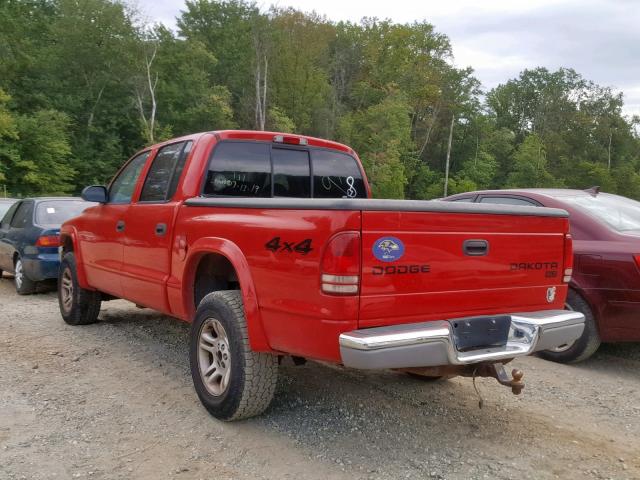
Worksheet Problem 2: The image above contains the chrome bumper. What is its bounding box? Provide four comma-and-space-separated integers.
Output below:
339, 310, 585, 369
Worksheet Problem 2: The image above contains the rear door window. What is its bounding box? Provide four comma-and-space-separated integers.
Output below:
204, 142, 271, 197
140, 141, 192, 202
311, 150, 366, 199
10, 201, 33, 228
450, 197, 475, 202
1, 202, 19, 229
272, 148, 310, 198
479, 196, 538, 206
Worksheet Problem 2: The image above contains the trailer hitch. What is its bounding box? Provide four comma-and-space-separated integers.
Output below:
475, 363, 525, 395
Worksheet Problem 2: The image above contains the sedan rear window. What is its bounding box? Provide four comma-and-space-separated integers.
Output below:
35, 201, 94, 227
560, 193, 640, 233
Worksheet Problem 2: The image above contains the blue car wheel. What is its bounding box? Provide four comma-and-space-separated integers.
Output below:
14, 257, 37, 295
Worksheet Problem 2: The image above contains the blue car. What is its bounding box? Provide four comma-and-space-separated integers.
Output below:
0, 197, 95, 294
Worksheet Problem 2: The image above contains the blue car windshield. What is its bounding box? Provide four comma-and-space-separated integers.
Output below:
35, 200, 94, 228
560, 193, 640, 233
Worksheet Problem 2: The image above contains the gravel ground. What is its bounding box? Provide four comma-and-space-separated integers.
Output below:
1, 275, 639, 480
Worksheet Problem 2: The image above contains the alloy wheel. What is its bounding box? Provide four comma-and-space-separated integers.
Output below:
198, 318, 232, 396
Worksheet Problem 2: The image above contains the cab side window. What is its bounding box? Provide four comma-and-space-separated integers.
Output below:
109, 151, 151, 204
140, 141, 192, 202
10, 201, 33, 228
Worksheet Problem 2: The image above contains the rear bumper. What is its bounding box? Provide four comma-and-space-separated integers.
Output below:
339, 310, 585, 369
22, 253, 59, 282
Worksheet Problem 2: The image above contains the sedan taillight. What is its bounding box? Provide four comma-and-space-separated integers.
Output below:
36, 235, 61, 247
563, 233, 573, 283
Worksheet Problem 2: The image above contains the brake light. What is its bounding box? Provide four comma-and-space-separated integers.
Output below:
633, 255, 640, 270
321, 232, 360, 295
563, 233, 573, 283
36, 235, 61, 247
273, 134, 308, 146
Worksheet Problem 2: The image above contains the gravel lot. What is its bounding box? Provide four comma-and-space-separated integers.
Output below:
1, 276, 639, 480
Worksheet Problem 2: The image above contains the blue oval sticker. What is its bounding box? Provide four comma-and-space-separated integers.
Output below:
372, 236, 405, 262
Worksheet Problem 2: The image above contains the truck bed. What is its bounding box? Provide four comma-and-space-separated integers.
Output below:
183, 197, 570, 360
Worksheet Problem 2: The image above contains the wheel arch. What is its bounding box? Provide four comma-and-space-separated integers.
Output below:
182, 237, 272, 353
59, 227, 91, 289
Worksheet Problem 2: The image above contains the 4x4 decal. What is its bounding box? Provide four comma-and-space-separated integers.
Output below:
265, 237, 313, 255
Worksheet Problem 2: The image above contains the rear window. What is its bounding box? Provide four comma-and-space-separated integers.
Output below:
311, 150, 367, 199
559, 193, 640, 233
35, 200, 94, 227
203, 141, 366, 199
273, 148, 310, 198
204, 142, 271, 197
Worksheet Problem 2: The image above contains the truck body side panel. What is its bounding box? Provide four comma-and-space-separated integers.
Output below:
172, 206, 361, 361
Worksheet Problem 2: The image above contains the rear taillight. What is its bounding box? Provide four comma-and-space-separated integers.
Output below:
563, 233, 573, 283
633, 255, 640, 270
321, 232, 360, 295
36, 235, 61, 247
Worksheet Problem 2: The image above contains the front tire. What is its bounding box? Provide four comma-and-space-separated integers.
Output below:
190, 290, 278, 421
58, 252, 101, 325
14, 257, 37, 295
538, 289, 601, 363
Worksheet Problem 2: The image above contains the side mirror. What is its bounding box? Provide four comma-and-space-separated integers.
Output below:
81, 185, 108, 203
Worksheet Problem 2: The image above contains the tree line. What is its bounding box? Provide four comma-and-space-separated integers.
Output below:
1, 0, 639, 199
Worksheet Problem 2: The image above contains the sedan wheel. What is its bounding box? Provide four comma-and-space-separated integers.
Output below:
547, 302, 577, 353
538, 290, 601, 363
14, 260, 23, 289
14, 258, 36, 295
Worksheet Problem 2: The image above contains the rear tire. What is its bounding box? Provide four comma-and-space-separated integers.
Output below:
190, 290, 278, 421
538, 290, 601, 363
58, 252, 101, 325
14, 257, 37, 295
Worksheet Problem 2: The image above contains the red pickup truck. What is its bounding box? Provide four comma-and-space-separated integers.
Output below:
58, 130, 584, 420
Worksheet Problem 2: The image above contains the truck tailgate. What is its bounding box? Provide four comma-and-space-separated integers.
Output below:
360, 209, 569, 328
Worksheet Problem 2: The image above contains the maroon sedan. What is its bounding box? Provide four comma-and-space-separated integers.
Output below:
444, 188, 640, 363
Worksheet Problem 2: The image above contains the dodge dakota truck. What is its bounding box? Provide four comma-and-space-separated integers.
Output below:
58, 130, 585, 420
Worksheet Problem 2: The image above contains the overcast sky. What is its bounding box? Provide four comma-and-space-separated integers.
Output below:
130, 0, 640, 117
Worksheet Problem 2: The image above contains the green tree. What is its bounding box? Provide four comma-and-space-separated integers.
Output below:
506, 134, 561, 188
338, 92, 413, 198
13, 109, 76, 196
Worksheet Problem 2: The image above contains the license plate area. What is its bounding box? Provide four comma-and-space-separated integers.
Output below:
450, 315, 511, 352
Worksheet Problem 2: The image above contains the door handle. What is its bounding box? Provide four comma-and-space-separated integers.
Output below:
155, 223, 167, 236
116, 220, 125, 233
463, 239, 489, 256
